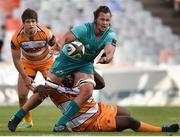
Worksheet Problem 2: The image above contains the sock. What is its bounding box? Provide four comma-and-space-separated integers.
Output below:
15, 108, 27, 120
56, 100, 81, 126
19, 98, 26, 123
136, 121, 162, 132
24, 111, 33, 124
19, 97, 32, 124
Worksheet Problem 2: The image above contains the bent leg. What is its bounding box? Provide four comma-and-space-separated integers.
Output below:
23, 93, 43, 111
17, 75, 33, 126
54, 72, 94, 132
8, 92, 43, 132
116, 106, 131, 116
18, 74, 29, 108
116, 116, 141, 131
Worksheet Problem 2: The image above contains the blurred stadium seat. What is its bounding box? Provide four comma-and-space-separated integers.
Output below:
1, 0, 180, 66
6, 17, 21, 31
0, 0, 180, 106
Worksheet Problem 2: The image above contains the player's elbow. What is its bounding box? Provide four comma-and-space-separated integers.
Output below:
94, 70, 105, 90
94, 80, 105, 89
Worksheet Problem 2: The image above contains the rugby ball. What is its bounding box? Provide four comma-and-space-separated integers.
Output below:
67, 41, 85, 59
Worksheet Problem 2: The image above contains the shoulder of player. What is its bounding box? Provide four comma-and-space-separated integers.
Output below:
37, 24, 53, 40
79, 22, 93, 33
11, 25, 24, 39
37, 24, 51, 34
11, 26, 24, 48
107, 29, 117, 38
85, 22, 94, 29
76, 22, 90, 30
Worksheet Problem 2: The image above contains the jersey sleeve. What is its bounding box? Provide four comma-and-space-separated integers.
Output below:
48, 34, 56, 47
105, 32, 117, 47
44, 27, 56, 46
70, 24, 87, 40
38, 24, 54, 43
11, 33, 20, 50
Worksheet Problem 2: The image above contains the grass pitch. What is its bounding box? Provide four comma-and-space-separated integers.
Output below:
0, 105, 180, 136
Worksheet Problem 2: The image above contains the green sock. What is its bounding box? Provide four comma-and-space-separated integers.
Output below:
56, 100, 81, 126
15, 108, 27, 119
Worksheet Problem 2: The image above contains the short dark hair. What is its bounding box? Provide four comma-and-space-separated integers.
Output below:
93, 6, 112, 19
21, 8, 38, 23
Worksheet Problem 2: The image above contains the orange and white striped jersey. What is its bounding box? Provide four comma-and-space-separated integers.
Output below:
11, 24, 55, 62
48, 85, 100, 131
48, 86, 117, 132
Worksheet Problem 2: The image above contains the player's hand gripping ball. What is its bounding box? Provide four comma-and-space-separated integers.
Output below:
67, 41, 85, 59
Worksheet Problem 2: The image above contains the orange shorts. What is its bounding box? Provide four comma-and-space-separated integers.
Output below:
22, 56, 53, 78
80, 102, 117, 132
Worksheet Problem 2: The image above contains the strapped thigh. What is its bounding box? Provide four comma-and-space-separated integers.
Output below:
77, 78, 96, 87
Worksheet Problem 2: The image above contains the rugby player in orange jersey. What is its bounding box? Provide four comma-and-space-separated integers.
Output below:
8, 74, 179, 132
10, 8, 58, 128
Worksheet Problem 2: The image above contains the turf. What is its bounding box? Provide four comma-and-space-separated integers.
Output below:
0, 105, 180, 136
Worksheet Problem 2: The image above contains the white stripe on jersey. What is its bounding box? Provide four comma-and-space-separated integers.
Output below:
68, 103, 98, 128
21, 41, 47, 49
22, 46, 47, 57
57, 102, 98, 128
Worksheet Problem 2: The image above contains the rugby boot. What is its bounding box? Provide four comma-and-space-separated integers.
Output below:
8, 116, 21, 132
19, 121, 33, 128
162, 124, 179, 132
53, 124, 71, 132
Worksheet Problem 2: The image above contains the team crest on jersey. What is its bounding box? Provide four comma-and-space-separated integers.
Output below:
85, 44, 90, 49
56, 70, 64, 74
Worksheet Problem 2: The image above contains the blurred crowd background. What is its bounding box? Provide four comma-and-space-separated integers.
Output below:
1, 0, 180, 106
0, 0, 180, 66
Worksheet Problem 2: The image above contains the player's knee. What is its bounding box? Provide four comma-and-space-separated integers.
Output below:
77, 79, 95, 100
116, 116, 140, 131
127, 117, 140, 131
18, 94, 28, 101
